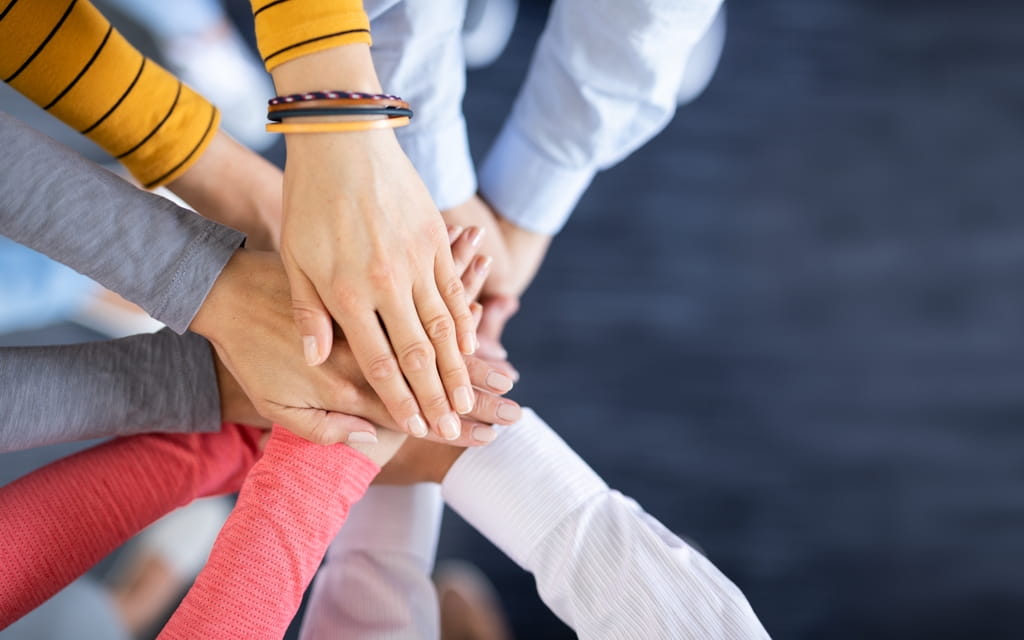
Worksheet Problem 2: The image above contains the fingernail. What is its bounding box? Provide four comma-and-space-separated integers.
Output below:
475, 255, 493, 274
485, 371, 514, 393
454, 386, 475, 414
439, 413, 462, 440
472, 426, 498, 442
407, 414, 428, 438
461, 332, 478, 355
303, 336, 319, 366
347, 431, 378, 444
496, 402, 521, 422
467, 226, 485, 246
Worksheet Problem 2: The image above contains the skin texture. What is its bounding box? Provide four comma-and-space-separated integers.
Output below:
191, 228, 519, 448
270, 44, 477, 443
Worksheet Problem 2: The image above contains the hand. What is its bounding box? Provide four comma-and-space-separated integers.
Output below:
211, 347, 270, 429
190, 230, 520, 447
273, 45, 477, 443
441, 195, 552, 356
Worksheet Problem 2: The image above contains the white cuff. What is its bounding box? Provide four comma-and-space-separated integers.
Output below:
441, 409, 607, 568
397, 115, 477, 212
328, 484, 443, 568
477, 123, 596, 236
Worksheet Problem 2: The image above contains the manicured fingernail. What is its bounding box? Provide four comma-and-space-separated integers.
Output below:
475, 255, 493, 274
472, 426, 498, 443
407, 414, 428, 438
485, 371, 514, 393
461, 332, 478, 355
439, 413, 461, 440
454, 386, 475, 414
346, 431, 378, 444
496, 402, 521, 422
467, 226, 485, 246
303, 336, 319, 366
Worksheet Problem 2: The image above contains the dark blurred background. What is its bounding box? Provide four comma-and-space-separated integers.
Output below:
3, 1, 1024, 638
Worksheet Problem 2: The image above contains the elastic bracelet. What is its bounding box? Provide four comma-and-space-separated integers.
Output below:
266, 116, 411, 134
267, 107, 413, 122
269, 97, 411, 114
269, 91, 403, 106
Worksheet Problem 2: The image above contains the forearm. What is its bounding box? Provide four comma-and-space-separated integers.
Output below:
0, 424, 261, 627
0, 0, 218, 188
161, 427, 380, 640
0, 329, 220, 453
0, 114, 244, 332
301, 484, 444, 639
442, 409, 768, 639
478, 0, 722, 235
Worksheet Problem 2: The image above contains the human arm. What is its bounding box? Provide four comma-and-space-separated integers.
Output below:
0, 423, 263, 628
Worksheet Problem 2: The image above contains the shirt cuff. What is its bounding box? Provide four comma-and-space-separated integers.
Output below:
397, 115, 477, 211
327, 483, 443, 568
477, 123, 596, 236
441, 409, 608, 568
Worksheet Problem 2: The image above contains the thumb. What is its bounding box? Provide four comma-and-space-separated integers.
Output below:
277, 406, 379, 446
283, 260, 334, 366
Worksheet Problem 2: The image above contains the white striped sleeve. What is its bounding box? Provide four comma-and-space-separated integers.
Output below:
442, 409, 769, 639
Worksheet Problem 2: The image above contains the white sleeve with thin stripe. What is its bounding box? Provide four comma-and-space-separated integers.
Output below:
442, 409, 770, 639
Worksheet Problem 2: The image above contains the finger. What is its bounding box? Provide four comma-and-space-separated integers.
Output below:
466, 387, 522, 426
462, 255, 492, 303
464, 354, 515, 395
412, 285, 476, 417
446, 224, 464, 244
450, 226, 484, 277
435, 250, 478, 356
470, 302, 483, 331
478, 295, 519, 347
282, 258, 335, 366
339, 312, 431, 439
418, 418, 496, 447
271, 405, 378, 445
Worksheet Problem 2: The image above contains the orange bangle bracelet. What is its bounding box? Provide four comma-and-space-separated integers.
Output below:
265, 116, 410, 134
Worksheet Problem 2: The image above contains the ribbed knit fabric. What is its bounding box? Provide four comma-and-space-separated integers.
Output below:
0, 423, 262, 628
251, 0, 371, 70
160, 426, 380, 640
0, 0, 220, 187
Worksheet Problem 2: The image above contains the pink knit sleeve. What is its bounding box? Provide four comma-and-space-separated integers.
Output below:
160, 426, 380, 640
0, 423, 262, 628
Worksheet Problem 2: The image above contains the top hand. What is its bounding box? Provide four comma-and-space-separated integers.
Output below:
273, 45, 477, 443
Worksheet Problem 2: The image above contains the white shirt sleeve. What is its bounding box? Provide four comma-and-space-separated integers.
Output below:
367, 0, 477, 211
299, 484, 444, 640
442, 409, 770, 639
478, 0, 724, 235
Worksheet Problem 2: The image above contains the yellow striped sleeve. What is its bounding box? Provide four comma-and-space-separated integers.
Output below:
252, 0, 371, 71
0, 0, 220, 188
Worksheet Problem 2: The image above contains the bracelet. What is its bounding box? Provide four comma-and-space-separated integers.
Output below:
269, 91, 403, 106
265, 116, 411, 134
267, 107, 413, 122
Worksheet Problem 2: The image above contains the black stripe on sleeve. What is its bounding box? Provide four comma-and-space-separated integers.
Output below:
80, 55, 145, 135
5, 0, 78, 83
253, 0, 289, 18
44, 23, 112, 110
0, 0, 22, 23
143, 103, 217, 189
263, 29, 370, 65
117, 80, 182, 159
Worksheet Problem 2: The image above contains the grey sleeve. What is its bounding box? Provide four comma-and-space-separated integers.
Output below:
0, 329, 221, 453
0, 113, 245, 333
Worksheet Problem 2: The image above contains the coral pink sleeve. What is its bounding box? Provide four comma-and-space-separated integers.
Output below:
160, 426, 380, 640
0, 423, 261, 628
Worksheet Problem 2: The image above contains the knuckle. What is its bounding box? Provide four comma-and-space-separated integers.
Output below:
399, 342, 435, 372
424, 314, 455, 343
425, 393, 451, 412
398, 396, 421, 418
441, 277, 465, 300
367, 354, 399, 381
368, 261, 397, 290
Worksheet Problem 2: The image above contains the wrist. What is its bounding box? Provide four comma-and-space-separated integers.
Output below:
271, 44, 382, 96
189, 250, 284, 343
